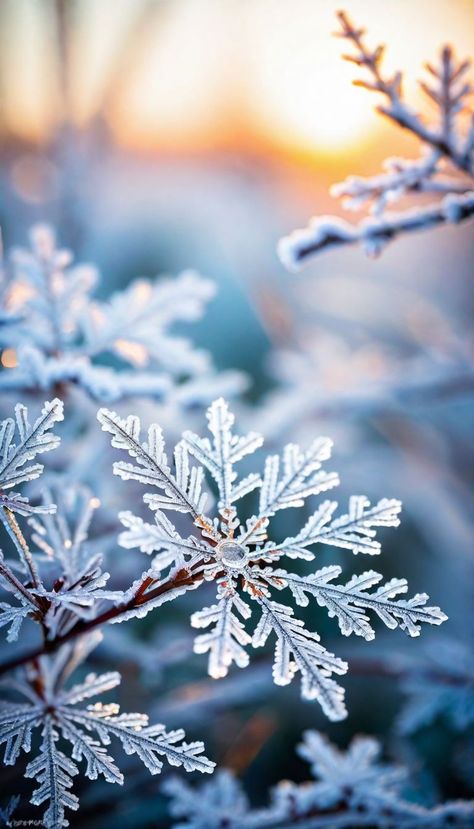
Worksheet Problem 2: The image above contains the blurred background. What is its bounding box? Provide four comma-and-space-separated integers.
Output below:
0, 0, 473, 826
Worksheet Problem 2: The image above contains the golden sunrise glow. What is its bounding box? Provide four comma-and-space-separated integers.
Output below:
0, 0, 473, 157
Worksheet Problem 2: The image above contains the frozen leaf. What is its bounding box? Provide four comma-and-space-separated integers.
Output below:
101, 398, 446, 720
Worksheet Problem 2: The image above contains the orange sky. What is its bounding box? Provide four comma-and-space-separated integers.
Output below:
0, 0, 473, 162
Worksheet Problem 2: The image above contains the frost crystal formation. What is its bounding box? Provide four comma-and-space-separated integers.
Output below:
0, 400, 214, 827
278, 11, 474, 268
0, 637, 214, 829
164, 730, 474, 828
0, 224, 245, 404
99, 398, 447, 721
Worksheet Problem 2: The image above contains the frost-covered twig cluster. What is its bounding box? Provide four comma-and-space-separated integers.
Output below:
0, 400, 214, 825
164, 730, 474, 828
0, 394, 450, 823
278, 11, 474, 268
0, 225, 244, 404
0, 8, 473, 827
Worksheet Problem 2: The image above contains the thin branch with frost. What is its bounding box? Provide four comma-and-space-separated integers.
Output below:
279, 192, 474, 266
278, 11, 474, 268
0, 224, 246, 404
0, 638, 214, 828
335, 11, 473, 173
163, 730, 474, 828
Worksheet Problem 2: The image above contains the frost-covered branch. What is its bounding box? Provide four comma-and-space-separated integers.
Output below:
335, 11, 473, 173
91, 398, 444, 722
164, 730, 474, 828
278, 11, 474, 268
0, 554, 208, 677
0, 224, 246, 404
0, 637, 214, 827
279, 192, 474, 266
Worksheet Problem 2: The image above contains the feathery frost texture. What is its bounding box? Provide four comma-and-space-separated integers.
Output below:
164, 730, 474, 828
98, 397, 446, 721
278, 11, 474, 269
0, 635, 214, 828
0, 397, 63, 515
0, 400, 213, 826
0, 401, 122, 645
0, 224, 245, 403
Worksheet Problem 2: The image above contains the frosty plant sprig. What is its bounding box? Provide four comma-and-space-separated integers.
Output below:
0, 224, 245, 404
0, 399, 214, 827
96, 398, 447, 721
278, 10, 474, 268
0, 634, 214, 829
164, 730, 474, 828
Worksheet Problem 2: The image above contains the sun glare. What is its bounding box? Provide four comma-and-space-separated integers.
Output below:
1, 0, 473, 157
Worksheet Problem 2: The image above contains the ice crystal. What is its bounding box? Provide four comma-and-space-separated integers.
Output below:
0, 398, 63, 515
164, 730, 474, 828
163, 770, 266, 829
0, 636, 214, 828
99, 398, 447, 721
0, 224, 245, 403
0, 401, 122, 645
278, 11, 474, 268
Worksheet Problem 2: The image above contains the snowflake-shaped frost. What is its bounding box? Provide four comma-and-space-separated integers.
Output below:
0, 224, 245, 404
165, 730, 474, 828
0, 397, 63, 516
0, 637, 214, 828
0, 400, 121, 645
98, 398, 447, 721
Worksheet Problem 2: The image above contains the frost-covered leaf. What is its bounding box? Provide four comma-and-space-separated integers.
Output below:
0, 601, 31, 642
251, 596, 347, 720
0, 643, 214, 827
191, 588, 252, 679
262, 496, 402, 560
102, 398, 446, 721
26, 719, 80, 829
118, 511, 213, 575
0, 399, 63, 492
1, 225, 245, 403
258, 438, 338, 517
98, 409, 206, 516
0, 701, 44, 765
263, 565, 447, 639
182, 398, 263, 510
83, 272, 214, 375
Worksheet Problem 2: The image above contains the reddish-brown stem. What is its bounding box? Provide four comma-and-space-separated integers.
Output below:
0, 562, 207, 676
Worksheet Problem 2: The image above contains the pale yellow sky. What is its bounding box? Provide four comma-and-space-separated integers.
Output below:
0, 0, 473, 155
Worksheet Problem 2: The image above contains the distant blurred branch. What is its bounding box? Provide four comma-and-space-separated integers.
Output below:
256, 367, 474, 443
348, 655, 473, 688
156, 648, 473, 726
303, 368, 474, 418
279, 10, 474, 268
